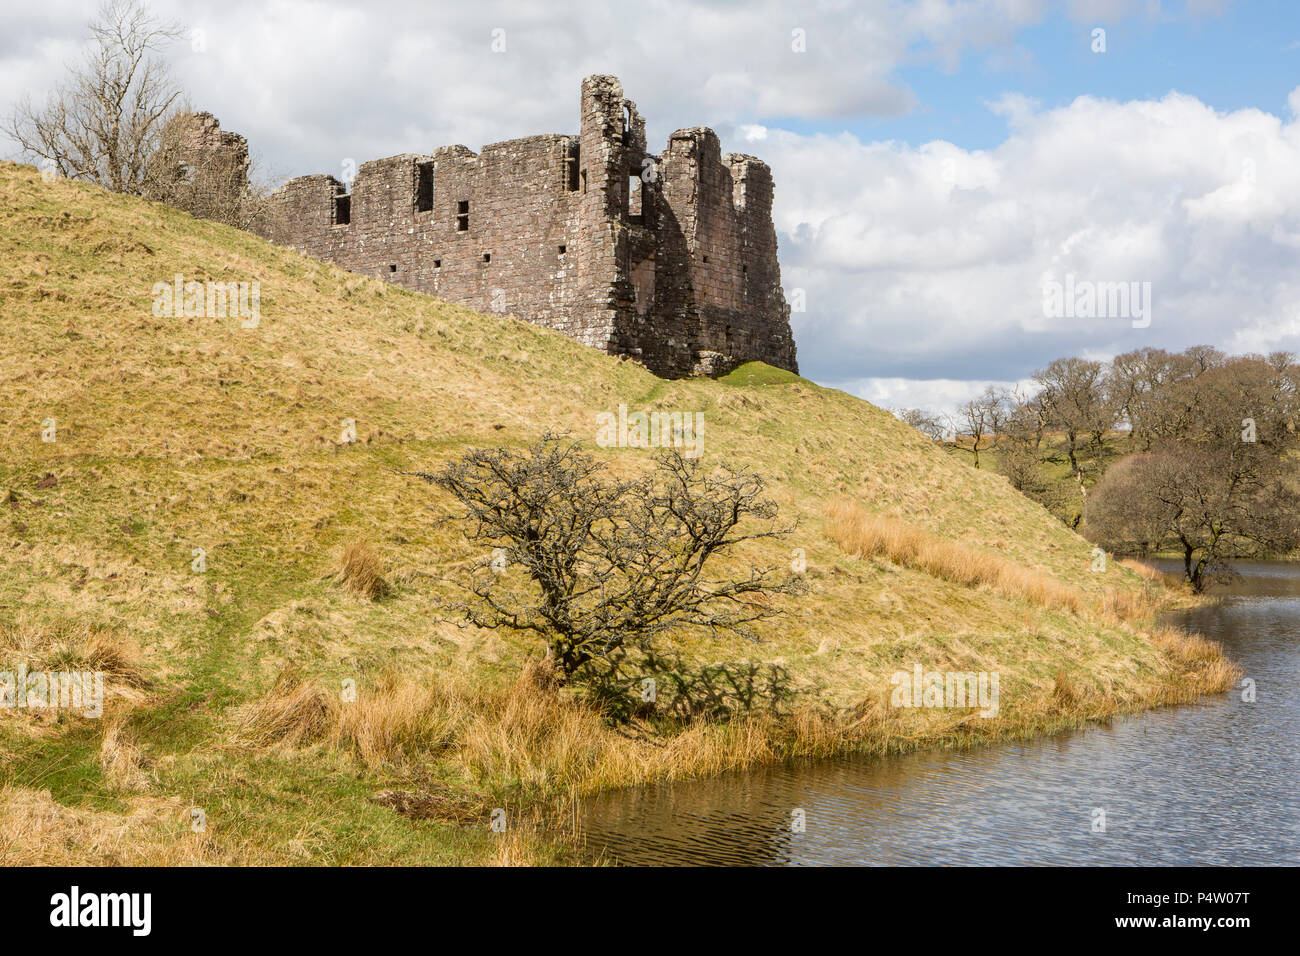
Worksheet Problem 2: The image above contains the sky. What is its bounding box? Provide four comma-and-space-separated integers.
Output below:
4, 0, 1299, 414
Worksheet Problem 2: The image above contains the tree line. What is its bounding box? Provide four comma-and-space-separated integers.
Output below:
898, 347, 1300, 590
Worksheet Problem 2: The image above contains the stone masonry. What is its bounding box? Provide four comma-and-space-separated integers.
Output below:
253, 76, 797, 378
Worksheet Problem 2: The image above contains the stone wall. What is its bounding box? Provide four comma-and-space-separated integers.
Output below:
254, 75, 797, 378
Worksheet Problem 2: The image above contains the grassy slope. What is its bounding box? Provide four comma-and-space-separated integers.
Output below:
0, 162, 1224, 865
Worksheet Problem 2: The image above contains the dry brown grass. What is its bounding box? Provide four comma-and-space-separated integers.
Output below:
825, 500, 1084, 614
0, 619, 147, 687
0, 619, 150, 737
1149, 626, 1242, 698
99, 707, 149, 791
235, 667, 460, 768
0, 786, 222, 865
335, 675, 462, 767
1119, 557, 1185, 589
336, 540, 388, 601
490, 829, 541, 866
233, 668, 334, 749
226, 619, 1242, 810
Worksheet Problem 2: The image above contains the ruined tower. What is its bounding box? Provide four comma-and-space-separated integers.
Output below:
255, 75, 798, 378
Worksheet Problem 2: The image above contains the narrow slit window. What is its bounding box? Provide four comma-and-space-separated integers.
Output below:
628, 176, 642, 218
562, 142, 580, 191
456, 200, 469, 232
482, 253, 491, 263
416, 162, 434, 212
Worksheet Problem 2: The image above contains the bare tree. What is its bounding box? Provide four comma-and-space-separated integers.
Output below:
408, 437, 805, 680
1105, 347, 1168, 449
1034, 357, 1113, 473
1085, 357, 1300, 590
895, 407, 947, 442
956, 386, 1008, 469
6, 1, 183, 193
1086, 447, 1299, 590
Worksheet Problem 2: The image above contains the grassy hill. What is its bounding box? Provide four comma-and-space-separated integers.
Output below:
0, 161, 1234, 865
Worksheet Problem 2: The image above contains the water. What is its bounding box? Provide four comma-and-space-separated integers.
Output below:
579, 560, 1300, 865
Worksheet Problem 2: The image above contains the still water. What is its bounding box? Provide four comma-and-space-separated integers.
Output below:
579, 561, 1299, 865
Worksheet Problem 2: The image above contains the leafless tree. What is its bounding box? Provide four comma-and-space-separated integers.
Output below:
956, 386, 1008, 469
5, 1, 183, 193
408, 436, 805, 680
895, 407, 948, 442
1034, 357, 1113, 473
1085, 357, 1300, 590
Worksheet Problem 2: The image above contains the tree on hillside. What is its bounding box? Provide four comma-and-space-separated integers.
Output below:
1105, 347, 1171, 449
1085, 357, 1300, 590
408, 437, 805, 680
993, 388, 1049, 493
957, 386, 1008, 469
5, 1, 183, 193
1034, 357, 1113, 473
896, 407, 948, 442
1002, 388, 1049, 451
1137, 346, 1228, 445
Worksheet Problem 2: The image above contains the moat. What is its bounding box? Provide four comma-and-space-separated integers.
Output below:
578, 561, 1300, 866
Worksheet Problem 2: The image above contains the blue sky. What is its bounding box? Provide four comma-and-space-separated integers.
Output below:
766, 2, 1297, 150
892, 6, 1293, 148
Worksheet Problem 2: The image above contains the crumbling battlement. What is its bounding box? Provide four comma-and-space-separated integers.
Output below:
254, 75, 797, 378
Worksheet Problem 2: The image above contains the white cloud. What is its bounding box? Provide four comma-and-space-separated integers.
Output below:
830, 376, 1033, 418
769, 89, 1300, 385
1, 0, 1055, 175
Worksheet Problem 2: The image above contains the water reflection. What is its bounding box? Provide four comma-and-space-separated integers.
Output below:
580, 561, 1300, 866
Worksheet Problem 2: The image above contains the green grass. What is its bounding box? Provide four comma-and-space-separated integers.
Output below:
718, 361, 808, 387
0, 162, 1225, 866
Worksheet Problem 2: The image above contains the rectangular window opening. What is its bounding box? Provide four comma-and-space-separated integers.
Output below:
433, 259, 442, 269
389, 264, 397, 273
456, 200, 470, 232
482, 252, 491, 263
628, 175, 642, 219
416, 161, 434, 212
557, 245, 566, 255
333, 194, 351, 226
562, 142, 580, 191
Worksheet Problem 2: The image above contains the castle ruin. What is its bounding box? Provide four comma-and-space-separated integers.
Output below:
253, 75, 798, 378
